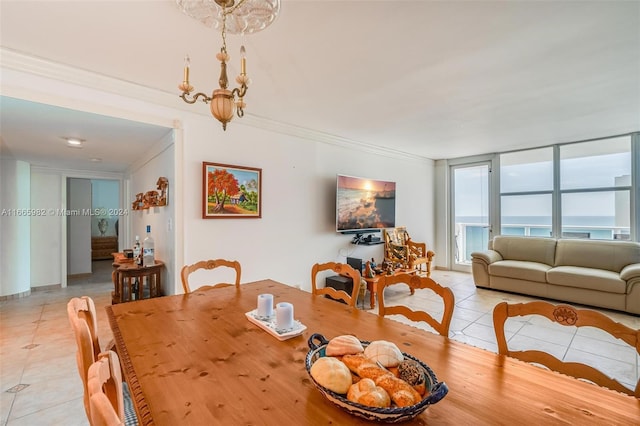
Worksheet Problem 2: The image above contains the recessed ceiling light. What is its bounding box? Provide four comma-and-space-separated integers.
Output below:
61, 137, 85, 148
90, 158, 102, 163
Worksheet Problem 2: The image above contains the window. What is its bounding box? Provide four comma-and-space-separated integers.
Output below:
500, 148, 553, 236
560, 137, 631, 190
498, 136, 632, 240
559, 137, 631, 240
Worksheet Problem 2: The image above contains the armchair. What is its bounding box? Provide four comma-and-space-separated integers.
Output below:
383, 227, 435, 277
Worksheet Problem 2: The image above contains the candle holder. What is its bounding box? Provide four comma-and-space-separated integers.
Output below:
275, 302, 294, 332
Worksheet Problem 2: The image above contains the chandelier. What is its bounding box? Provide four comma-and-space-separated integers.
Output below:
176, 0, 280, 130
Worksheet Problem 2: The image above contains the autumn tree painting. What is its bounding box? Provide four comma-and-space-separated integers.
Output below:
203, 163, 262, 218
208, 168, 240, 212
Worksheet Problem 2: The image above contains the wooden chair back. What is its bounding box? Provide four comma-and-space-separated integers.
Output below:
67, 299, 99, 421
68, 296, 101, 359
181, 259, 242, 293
88, 350, 125, 426
377, 273, 455, 337
311, 262, 362, 307
493, 301, 640, 397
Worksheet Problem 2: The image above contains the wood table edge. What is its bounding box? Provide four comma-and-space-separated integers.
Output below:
106, 305, 155, 426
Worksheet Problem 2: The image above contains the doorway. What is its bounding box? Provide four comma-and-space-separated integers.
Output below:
66, 178, 121, 278
450, 162, 492, 272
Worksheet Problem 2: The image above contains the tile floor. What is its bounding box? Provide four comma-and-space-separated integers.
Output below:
1, 262, 638, 425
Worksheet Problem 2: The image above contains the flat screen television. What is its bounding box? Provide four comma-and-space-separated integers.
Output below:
336, 174, 396, 233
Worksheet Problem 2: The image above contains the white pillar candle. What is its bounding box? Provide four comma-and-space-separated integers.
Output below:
276, 302, 294, 331
257, 293, 274, 319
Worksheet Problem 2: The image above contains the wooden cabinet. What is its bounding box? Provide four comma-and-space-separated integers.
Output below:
91, 236, 118, 260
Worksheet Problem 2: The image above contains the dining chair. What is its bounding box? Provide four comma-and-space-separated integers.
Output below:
493, 301, 640, 397
67, 302, 98, 420
311, 261, 362, 307
67, 296, 119, 418
67, 297, 138, 425
87, 350, 125, 426
376, 273, 455, 337
181, 259, 242, 293
67, 296, 104, 360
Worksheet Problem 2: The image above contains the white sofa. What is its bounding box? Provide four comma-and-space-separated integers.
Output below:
471, 235, 640, 314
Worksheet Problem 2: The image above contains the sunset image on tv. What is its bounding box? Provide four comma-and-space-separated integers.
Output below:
336, 175, 396, 232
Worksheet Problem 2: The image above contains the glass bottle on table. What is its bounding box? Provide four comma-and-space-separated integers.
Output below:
143, 225, 155, 267
133, 235, 142, 266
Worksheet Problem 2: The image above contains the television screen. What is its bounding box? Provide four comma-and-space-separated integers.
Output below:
336, 174, 396, 232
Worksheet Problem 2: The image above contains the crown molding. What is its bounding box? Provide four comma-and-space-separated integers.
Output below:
30, 165, 124, 180
239, 114, 430, 162
0, 47, 176, 108
1, 47, 429, 163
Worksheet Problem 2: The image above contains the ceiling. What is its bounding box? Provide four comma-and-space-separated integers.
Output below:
1, 0, 639, 172
0, 97, 173, 173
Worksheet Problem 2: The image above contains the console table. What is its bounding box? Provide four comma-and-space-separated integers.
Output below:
112, 260, 164, 304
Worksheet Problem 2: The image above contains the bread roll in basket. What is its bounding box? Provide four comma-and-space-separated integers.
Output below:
305, 333, 448, 423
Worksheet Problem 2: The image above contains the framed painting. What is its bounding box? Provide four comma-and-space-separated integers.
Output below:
202, 162, 262, 219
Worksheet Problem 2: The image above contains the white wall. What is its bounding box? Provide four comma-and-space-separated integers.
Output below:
181, 116, 434, 292
129, 133, 175, 296
30, 170, 62, 287
0, 58, 436, 297
0, 158, 31, 297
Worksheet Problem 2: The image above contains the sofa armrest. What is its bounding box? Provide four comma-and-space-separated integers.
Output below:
471, 250, 503, 265
471, 250, 501, 287
620, 263, 640, 281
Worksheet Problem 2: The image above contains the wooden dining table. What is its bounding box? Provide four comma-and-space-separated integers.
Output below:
106, 279, 640, 425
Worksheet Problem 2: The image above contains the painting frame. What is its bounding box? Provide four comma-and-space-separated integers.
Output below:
202, 162, 262, 219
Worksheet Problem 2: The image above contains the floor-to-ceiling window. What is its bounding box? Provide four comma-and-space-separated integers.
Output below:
448, 132, 638, 267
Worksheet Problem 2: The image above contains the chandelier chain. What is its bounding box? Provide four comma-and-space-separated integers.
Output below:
221, 5, 228, 53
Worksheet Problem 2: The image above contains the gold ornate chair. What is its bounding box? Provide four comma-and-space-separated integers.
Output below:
383, 227, 435, 276
181, 259, 242, 293
493, 301, 640, 397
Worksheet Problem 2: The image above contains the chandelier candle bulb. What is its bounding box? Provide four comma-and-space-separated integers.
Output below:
183, 55, 190, 82
240, 45, 246, 75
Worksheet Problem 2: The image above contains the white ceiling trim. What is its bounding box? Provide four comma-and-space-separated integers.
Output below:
30, 165, 123, 180
1, 47, 427, 163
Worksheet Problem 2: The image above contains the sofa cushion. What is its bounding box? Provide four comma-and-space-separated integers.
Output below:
555, 239, 640, 273
547, 266, 626, 294
488, 260, 550, 283
491, 236, 556, 266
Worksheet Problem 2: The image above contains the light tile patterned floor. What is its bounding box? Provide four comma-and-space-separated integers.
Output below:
1, 262, 638, 425
369, 269, 640, 392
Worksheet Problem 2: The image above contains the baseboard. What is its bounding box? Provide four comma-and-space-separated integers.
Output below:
32, 283, 62, 292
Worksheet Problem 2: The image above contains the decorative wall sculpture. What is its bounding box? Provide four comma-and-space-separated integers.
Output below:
132, 177, 169, 210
